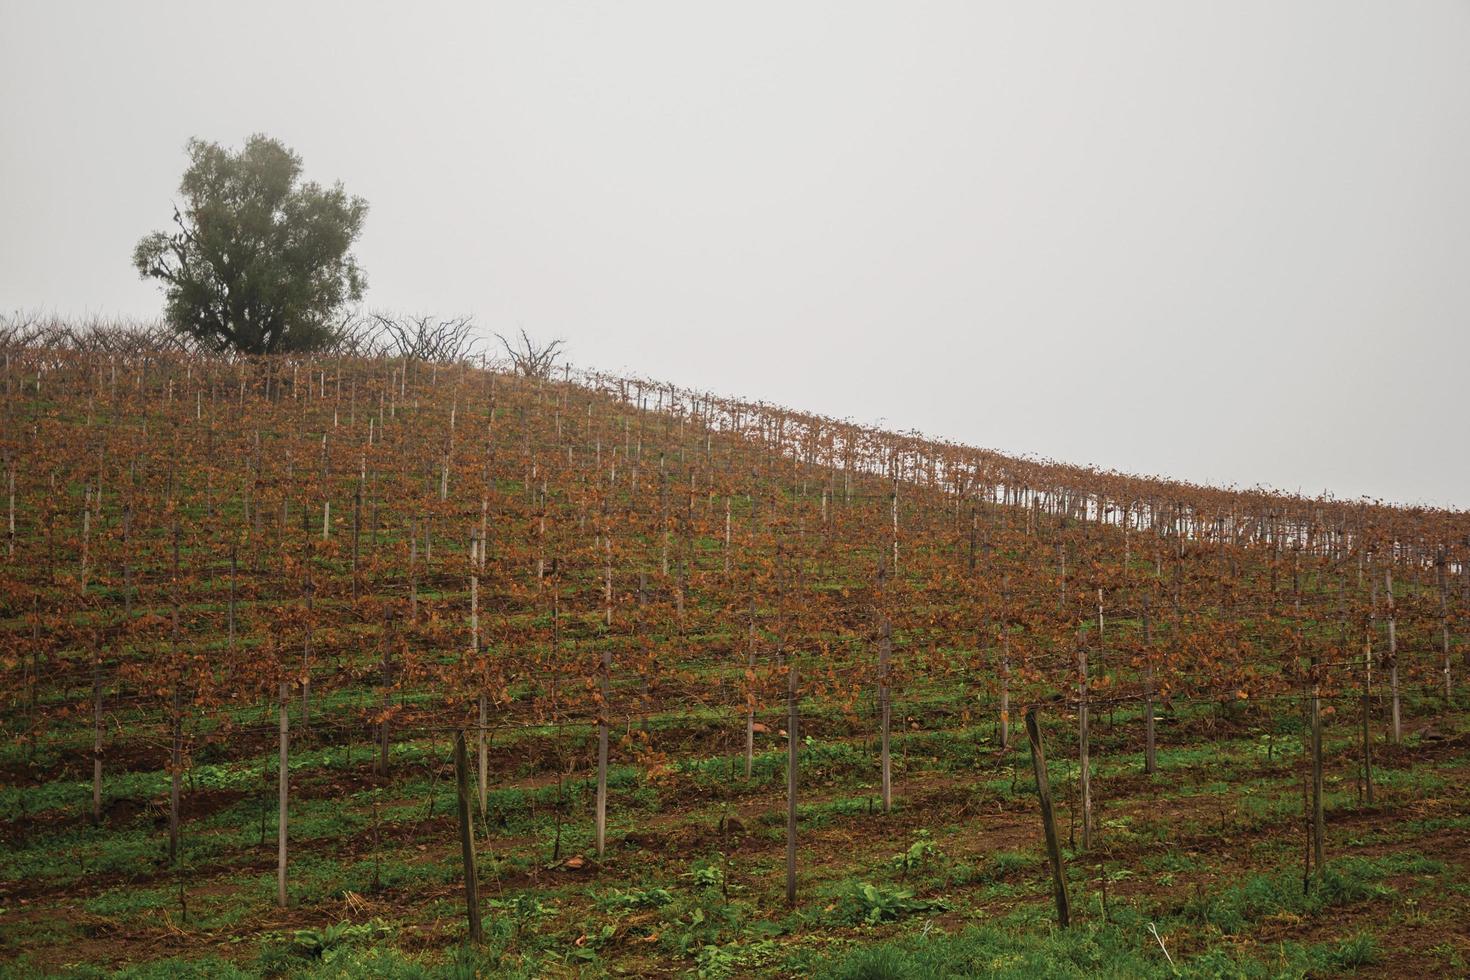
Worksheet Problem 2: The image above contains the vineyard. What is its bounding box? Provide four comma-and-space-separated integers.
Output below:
2, 346, 1468, 978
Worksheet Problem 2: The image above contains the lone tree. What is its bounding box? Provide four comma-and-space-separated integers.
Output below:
134, 135, 367, 354
497, 329, 566, 379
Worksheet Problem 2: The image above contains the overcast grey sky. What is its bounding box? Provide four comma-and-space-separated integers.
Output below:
2, 2, 1467, 507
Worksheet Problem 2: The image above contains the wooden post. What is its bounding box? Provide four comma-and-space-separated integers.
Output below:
228, 544, 237, 648
1439, 550, 1453, 701
278, 681, 289, 907
745, 596, 756, 780
968, 508, 977, 573
785, 662, 799, 907
1310, 661, 1325, 874
879, 614, 892, 813
999, 624, 1011, 751
352, 475, 362, 601
1095, 587, 1106, 677
165, 520, 183, 866
470, 562, 487, 820
878, 564, 892, 815
169, 685, 182, 868
1360, 693, 1374, 805
1142, 592, 1156, 774
597, 530, 614, 855
890, 484, 899, 574
453, 730, 483, 943
1385, 570, 1400, 744
1025, 707, 1070, 928
596, 645, 611, 857
378, 636, 391, 776
409, 522, 418, 623
80, 495, 90, 591
1077, 634, 1092, 850
91, 649, 102, 827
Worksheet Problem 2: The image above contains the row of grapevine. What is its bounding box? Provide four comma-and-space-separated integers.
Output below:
2, 346, 1464, 923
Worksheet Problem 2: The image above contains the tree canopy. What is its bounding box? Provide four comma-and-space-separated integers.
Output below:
133, 135, 367, 354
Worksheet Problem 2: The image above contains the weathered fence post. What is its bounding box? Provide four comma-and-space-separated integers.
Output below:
1026, 707, 1070, 928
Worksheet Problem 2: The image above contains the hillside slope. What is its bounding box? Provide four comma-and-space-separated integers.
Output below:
2, 347, 1467, 977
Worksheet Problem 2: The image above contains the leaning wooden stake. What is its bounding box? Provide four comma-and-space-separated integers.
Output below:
453, 730, 483, 943
785, 662, 800, 907
1025, 707, 1070, 928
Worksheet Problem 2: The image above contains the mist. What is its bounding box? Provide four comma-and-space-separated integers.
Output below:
2, 1, 1467, 506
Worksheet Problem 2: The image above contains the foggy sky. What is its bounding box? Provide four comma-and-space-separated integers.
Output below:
2, 2, 1467, 508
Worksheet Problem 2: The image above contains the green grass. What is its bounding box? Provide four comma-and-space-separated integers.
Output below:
1186, 856, 1400, 935
813, 922, 1170, 979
